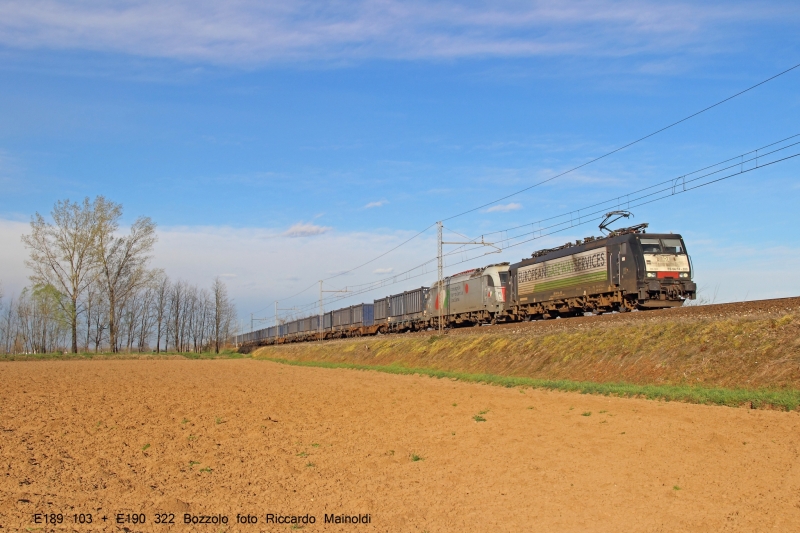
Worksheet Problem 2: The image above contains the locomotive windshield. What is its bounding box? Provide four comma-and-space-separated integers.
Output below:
661, 239, 684, 254
639, 238, 662, 253
639, 237, 685, 254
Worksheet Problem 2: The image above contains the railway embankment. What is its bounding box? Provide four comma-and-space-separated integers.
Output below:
252, 296, 800, 391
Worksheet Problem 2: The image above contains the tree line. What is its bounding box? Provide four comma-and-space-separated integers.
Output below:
0, 197, 237, 354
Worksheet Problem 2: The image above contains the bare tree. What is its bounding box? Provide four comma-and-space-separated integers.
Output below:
168, 280, 186, 352
1, 295, 15, 354
119, 290, 138, 352
94, 203, 157, 353
0, 283, 4, 352
188, 288, 211, 352
182, 284, 199, 352
211, 277, 235, 353
153, 273, 170, 353
1, 276, 238, 355
10, 194, 243, 355
14, 285, 69, 354
0, 283, 8, 353
136, 278, 160, 352
81, 275, 103, 352
21, 197, 102, 353
89, 294, 108, 353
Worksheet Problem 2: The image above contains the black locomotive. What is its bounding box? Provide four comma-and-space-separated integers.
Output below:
505, 222, 695, 321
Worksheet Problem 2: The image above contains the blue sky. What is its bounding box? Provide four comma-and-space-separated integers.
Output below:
1, 1, 799, 327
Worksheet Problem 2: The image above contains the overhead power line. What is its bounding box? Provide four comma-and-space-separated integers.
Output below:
442, 61, 800, 222
248, 223, 437, 316
442, 136, 800, 263
249, 134, 800, 329
248, 61, 800, 317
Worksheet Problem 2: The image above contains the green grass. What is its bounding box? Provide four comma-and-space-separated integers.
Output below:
180, 351, 247, 360
581, 411, 592, 417
258, 357, 800, 412
472, 415, 486, 422
141, 443, 150, 451
410, 453, 424, 462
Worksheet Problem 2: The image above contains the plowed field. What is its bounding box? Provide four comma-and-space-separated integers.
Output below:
1, 359, 799, 532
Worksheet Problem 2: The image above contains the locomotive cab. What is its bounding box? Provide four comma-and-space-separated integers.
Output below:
631, 234, 696, 307
426, 263, 510, 327
507, 222, 697, 319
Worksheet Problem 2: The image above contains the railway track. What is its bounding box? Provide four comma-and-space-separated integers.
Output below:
443, 295, 800, 338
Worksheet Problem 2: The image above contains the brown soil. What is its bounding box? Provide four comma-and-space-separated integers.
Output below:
1, 359, 800, 532
253, 296, 800, 389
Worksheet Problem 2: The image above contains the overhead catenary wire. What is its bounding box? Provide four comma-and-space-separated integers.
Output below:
323, 223, 437, 282
265, 139, 800, 322
443, 135, 800, 258
472, 133, 800, 241
248, 223, 437, 316
440, 141, 800, 265
441, 61, 800, 222
256, 135, 800, 325
247, 61, 800, 319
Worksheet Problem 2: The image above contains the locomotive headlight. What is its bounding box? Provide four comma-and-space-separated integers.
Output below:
646, 272, 656, 278
679, 273, 689, 278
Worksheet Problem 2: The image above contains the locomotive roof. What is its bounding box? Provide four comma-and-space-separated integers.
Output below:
441, 262, 509, 284
512, 231, 684, 268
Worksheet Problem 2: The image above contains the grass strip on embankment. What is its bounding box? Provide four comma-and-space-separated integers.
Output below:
259, 356, 800, 411
251, 307, 800, 392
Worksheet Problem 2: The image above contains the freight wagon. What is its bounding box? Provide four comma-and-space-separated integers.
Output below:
236, 218, 695, 347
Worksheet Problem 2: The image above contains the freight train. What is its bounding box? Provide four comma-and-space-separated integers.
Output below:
236, 216, 696, 347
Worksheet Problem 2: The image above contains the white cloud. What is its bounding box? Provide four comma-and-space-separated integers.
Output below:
0, 1, 787, 66
282, 222, 332, 238
0, 219, 30, 298
373, 267, 394, 274
364, 200, 388, 209
485, 202, 522, 213
147, 224, 440, 323
690, 244, 800, 304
